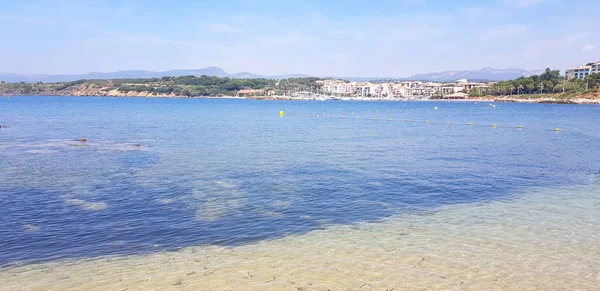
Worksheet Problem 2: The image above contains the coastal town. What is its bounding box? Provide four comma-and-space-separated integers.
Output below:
218, 78, 488, 100
312, 78, 487, 99
238, 60, 599, 102
1, 61, 599, 103
284, 60, 600, 100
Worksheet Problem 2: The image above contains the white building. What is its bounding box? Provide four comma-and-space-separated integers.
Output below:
399, 81, 422, 89
317, 78, 491, 98
441, 85, 460, 96
566, 62, 600, 79
390, 84, 408, 97
316, 79, 357, 95
421, 82, 443, 97
566, 66, 591, 79
355, 83, 372, 96
456, 79, 488, 92
405, 87, 424, 97
593, 62, 600, 74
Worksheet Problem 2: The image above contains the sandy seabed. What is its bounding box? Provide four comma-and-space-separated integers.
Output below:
1, 183, 599, 291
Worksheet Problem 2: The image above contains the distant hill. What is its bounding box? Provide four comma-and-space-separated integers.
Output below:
0, 66, 541, 83
0, 67, 310, 83
324, 67, 543, 82
406, 67, 543, 82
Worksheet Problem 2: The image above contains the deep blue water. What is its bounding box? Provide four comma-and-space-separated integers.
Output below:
1, 96, 599, 265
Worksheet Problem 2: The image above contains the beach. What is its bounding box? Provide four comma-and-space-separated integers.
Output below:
2, 183, 599, 290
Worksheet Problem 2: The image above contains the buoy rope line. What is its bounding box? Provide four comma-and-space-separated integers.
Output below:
282, 112, 561, 132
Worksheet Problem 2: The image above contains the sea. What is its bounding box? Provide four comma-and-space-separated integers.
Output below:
0, 96, 599, 290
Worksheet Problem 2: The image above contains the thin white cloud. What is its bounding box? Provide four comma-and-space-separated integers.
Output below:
209, 23, 246, 34
582, 44, 596, 51
504, 0, 546, 7
478, 24, 529, 42
1, 0, 599, 77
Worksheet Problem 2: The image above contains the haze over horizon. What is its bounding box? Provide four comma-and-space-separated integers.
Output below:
1, 0, 598, 77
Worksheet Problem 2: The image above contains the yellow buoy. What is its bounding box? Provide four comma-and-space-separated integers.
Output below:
555, 128, 560, 132
492, 124, 497, 127
279, 111, 284, 117
518, 125, 523, 129
434, 106, 438, 110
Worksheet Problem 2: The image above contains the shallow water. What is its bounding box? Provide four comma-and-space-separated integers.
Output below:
1, 183, 599, 290
1, 96, 599, 289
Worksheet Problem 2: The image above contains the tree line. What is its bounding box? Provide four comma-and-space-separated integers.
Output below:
471, 68, 600, 96
0, 75, 324, 97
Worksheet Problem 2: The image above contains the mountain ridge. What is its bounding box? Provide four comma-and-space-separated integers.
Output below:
0, 67, 541, 83
0, 67, 311, 83
406, 67, 543, 82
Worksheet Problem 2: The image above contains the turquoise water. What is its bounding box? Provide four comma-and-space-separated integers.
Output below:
1, 96, 599, 266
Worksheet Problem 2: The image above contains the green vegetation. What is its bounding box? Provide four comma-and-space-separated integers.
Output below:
55, 79, 87, 90
0, 82, 47, 95
106, 75, 277, 96
471, 68, 600, 96
0, 75, 323, 97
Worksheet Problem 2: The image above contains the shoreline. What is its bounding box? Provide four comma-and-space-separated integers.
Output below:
2, 183, 598, 290
4, 94, 600, 104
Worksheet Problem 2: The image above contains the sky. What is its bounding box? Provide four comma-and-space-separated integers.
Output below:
0, 0, 598, 77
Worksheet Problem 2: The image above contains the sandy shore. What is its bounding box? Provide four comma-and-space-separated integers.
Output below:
248, 95, 600, 104
4, 93, 600, 104
2, 183, 599, 291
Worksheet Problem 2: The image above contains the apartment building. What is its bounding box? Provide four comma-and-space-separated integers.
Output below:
318, 78, 487, 98
565, 61, 600, 80
316, 79, 357, 95
457, 78, 488, 92
592, 61, 600, 74
355, 83, 371, 96
399, 81, 422, 88
566, 66, 591, 79
421, 82, 443, 97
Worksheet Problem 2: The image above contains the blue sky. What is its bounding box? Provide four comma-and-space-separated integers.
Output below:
0, 0, 598, 77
